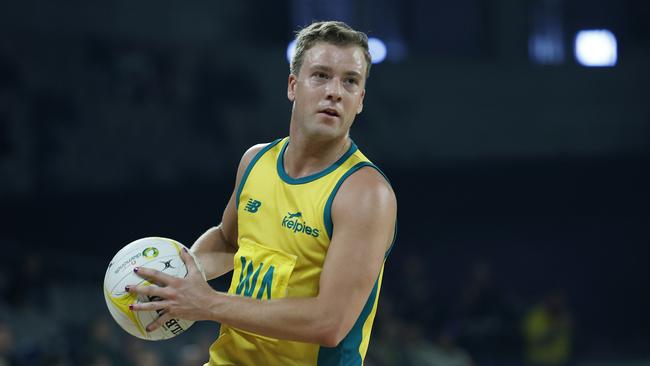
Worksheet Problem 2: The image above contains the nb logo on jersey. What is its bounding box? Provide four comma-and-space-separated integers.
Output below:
244, 199, 262, 213
281, 211, 320, 238
235, 256, 274, 300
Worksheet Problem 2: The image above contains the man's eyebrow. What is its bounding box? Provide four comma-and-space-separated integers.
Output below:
344, 70, 362, 78
311, 65, 333, 72
311, 65, 363, 78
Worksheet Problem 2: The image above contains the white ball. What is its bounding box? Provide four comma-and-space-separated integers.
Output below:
103, 237, 205, 341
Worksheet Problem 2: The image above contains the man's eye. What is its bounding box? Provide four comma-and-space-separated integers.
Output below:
346, 78, 358, 85
315, 72, 328, 79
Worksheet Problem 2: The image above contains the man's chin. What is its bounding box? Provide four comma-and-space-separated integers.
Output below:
305, 124, 342, 141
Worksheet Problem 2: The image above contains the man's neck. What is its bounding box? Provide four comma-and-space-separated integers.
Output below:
283, 132, 351, 179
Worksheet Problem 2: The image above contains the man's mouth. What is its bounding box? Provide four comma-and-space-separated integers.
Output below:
319, 108, 340, 117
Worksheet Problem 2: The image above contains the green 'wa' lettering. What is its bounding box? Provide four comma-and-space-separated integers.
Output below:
236, 257, 275, 299
256, 265, 274, 299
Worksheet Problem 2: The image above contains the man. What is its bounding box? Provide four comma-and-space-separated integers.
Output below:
128, 20, 397, 365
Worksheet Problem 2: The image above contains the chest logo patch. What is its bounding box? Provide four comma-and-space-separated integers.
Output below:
281, 211, 321, 238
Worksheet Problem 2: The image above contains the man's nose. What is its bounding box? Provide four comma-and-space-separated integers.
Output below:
325, 78, 343, 101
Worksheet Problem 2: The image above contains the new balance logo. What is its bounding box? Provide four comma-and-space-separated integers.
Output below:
244, 199, 262, 213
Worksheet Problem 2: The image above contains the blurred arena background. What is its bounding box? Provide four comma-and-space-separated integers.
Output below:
1, 0, 649, 365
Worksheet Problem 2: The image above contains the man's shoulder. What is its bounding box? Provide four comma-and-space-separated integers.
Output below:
332, 164, 396, 217
239, 139, 284, 170
330, 162, 397, 252
341, 165, 394, 199
242, 143, 268, 162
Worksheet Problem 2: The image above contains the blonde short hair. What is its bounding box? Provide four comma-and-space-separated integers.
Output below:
291, 21, 371, 79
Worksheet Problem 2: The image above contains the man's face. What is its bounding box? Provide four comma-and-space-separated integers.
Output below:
287, 42, 367, 140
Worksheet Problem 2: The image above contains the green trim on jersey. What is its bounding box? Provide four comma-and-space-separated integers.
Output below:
277, 139, 359, 185
317, 276, 380, 366
323, 161, 393, 240
235, 139, 283, 209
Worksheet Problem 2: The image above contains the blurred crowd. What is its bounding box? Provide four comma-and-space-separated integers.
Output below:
366, 257, 573, 366
0, 250, 577, 366
0, 36, 272, 196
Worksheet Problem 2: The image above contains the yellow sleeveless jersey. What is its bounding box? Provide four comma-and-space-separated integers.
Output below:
206, 137, 395, 366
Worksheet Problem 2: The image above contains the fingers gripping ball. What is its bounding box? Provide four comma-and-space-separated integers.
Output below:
103, 237, 206, 340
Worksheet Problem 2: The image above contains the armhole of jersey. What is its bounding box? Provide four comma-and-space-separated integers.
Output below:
235, 139, 283, 209
323, 162, 397, 257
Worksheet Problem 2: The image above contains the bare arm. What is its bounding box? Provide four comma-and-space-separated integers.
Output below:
130, 166, 397, 346
190, 225, 236, 280
190, 143, 267, 280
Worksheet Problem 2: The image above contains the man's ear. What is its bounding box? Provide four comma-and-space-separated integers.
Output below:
287, 74, 297, 102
